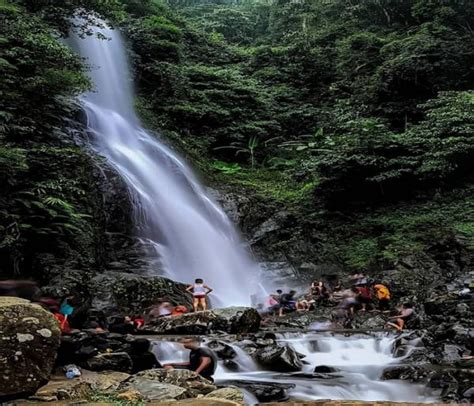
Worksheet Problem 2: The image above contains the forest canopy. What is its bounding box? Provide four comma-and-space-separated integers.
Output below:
0, 0, 473, 275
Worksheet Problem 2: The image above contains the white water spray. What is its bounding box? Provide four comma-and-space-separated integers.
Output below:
210, 333, 438, 403
70, 24, 261, 305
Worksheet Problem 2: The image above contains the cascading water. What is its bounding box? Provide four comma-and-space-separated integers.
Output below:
150, 333, 438, 404
70, 24, 261, 306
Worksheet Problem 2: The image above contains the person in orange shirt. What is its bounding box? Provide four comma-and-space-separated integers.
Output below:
374, 284, 391, 312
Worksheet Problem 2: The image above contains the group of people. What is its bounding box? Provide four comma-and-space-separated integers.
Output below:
259, 274, 415, 331
0, 275, 417, 335
0, 278, 214, 334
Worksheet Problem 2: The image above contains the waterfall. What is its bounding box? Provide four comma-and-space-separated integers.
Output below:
70, 24, 261, 306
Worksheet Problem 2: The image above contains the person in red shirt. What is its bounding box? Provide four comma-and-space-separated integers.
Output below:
356, 285, 372, 311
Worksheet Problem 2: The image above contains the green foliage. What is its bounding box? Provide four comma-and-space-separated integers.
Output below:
210, 160, 241, 174
215, 167, 316, 204
1, 5, 90, 141
0, 5, 103, 276
1, 0, 473, 277
88, 389, 144, 406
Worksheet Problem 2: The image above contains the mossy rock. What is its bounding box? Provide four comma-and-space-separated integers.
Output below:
0, 297, 61, 398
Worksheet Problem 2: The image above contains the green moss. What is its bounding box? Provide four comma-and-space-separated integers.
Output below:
88, 389, 144, 406
214, 167, 316, 204
332, 185, 474, 270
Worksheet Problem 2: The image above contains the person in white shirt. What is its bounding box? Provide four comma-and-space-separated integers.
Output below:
186, 278, 213, 312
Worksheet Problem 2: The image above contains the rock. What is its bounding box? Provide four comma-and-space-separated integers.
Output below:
145, 307, 260, 334
212, 307, 261, 334
124, 369, 216, 398
313, 365, 339, 373
116, 389, 142, 402
462, 387, 474, 402
223, 359, 239, 371
352, 313, 387, 329
145, 311, 218, 334
57, 331, 130, 367
33, 370, 129, 400
205, 387, 244, 402
85, 352, 133, 373
207, 340, 237, 359
442, 344, 462, 363
255, 345, 303, 372
382, 365, 428, 381
0, 297, 61, 397
148, 399, 243, 406
125, 381, 188, 401
42, 270, 191, 317
220, 380, 293, 402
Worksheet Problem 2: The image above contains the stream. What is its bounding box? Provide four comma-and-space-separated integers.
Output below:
151, 332, 439, 404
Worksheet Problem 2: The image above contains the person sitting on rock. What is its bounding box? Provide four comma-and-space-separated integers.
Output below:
164, 337, 218, 382
374, 283, 391, 312
186, 278, 213, 312
278, 290, 297, 316
386, 303, 414, 331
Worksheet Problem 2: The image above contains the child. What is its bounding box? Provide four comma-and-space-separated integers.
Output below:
186, 279, 213, 312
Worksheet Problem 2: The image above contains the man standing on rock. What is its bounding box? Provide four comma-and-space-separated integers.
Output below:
164, 337, 218, 382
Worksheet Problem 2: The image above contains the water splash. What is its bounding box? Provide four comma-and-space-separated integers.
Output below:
70, 24, 261, 306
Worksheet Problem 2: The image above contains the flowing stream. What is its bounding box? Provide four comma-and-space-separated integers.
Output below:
70, 24, 260, 306
152, 333, 438, 404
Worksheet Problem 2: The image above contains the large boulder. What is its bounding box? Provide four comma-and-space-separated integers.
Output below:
42, 270, 191, 316
145, 307, 260, 334
0, 297, 61, 398
219, 380, 293, 402
212, 307, 261, 333
255, 345, 303, 372
123, 381, 188, 401
123, 369, 216, 398
32, 370, 129, 401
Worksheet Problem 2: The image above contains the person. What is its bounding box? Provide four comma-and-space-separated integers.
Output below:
278, 290, 297, 316
186, 279, 213, 312
296, 296, 310, 312
109, 315, 136, 334
264, 294, 280, 314
351, 273, 367, 286
144, 301, 174, 324
164, 337, 218, 382
274, 289, 283, 302
59, 294, 76, 326
332, 288, 359, 328
356, 284, 372, 311
374, 283, 391, 311
386, 303, 414, 331
171, 305, 188, 317
310, 281, 329, 303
